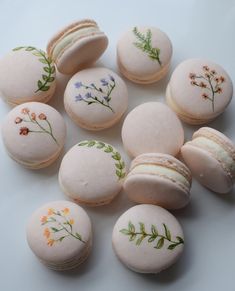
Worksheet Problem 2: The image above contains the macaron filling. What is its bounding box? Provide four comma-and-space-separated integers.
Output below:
130, 164, 190, 189
192, 136, 235, 177
52, 26, 100, 59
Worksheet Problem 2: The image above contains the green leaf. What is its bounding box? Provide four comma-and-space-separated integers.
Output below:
25, 46, 35, 51
75, 232, 82, 240
115, 163, 122, 170
104, 145, 113, 153
96, 142, 105, 149
39, 58, 48, 64
163, 223, 171, 241
120, 229, 130, 235
87, 140, 96, 147
59, 236, 66, 242
148, 236, 156, 243
33, 52, 43, 57
78, 141, 88, 146
40, 86, 50, 91
136, 235, 145, 246
12, 46, 24, 51
88, 101, 95, 105
51, 66, 56, 74
139, 222, 145, 233
116, 170, 122, 178
43, 67, 50, 73
37, 80, 42, 88
155, 237, 164, 249
168, 244, 177, 250
129, 234, 136, 241
51, 227, 59, 232
48, 76, 55, 82
42, 74, 48, 81
112, 152, 121, 160
128, 221, 135, 233
176, 236, 184, 244
120, 172, 126, 179
151, 225, 158, 236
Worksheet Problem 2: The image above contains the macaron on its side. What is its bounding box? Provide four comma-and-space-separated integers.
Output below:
47, 19, 108, 75
0, 47, 56, 106
166, 59, 233, 124
124, 153, 191, 209
58, 140, 126, 206
181, 127, 235, 193
117, 26, 172, 84
112, 204, 185, 274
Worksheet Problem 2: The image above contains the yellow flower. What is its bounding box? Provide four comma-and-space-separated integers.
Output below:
47, 208, 54, 216
62, 207, 69, 215
40, 216, 47, 224
69, 219, 74, 225
43, 228, 50, 239
47, 239, 55, 247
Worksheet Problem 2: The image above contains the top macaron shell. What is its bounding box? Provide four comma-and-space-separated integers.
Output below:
2, 102, 66, 167
167, 59, 233, 123
64, 67, 128, 130
47, 20, 108, 75
117, 26, 172, 83
26, 200, 92, 264
0, 47, 56, 106
121, 102, 184, 158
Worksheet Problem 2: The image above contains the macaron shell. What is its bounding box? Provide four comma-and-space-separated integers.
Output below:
26, 201, 92, 265
168, 59, 233, 121
64, 67, 128, 130
181, 143, 233, 193
112, 204, 184, 273
0, 48, 56, 105
2, 102, 66, 166
117, 27, 172, 82
121, 102, 184, 157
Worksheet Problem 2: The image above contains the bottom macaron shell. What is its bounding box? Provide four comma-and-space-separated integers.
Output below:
181, 144, 233, 193
124, 174, 190, 209
112, 204, 184, 274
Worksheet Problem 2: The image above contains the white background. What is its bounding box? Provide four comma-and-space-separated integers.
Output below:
0, 0, 235, 290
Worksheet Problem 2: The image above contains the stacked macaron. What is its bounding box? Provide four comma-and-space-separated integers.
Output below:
0, 18, 234, 276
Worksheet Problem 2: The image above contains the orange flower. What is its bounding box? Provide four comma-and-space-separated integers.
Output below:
40, 216, 48, 224
199, 82, 207, 88
220, 76, 225, 83
38, 113, 47, 120
217, 87, 222, 94
191, 81, 197, 86
21, 108, 30, 114
19, 127, 29, 135
189, 73, 196, 80
43, 228, 50, 239
31, 113, 36, 120
62, 208, 69, 215
202, 93, 208, 99
47, 239, 55, 246
15, 117, 22, 124
211, 70, 216, 75
69, 219, 74, 225
47, 208, 54, 216
203, 65, 209, 71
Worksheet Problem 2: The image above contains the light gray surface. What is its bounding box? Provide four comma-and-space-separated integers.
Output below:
0, 0, 235, 290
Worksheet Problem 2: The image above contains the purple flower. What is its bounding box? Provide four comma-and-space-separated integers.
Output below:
109, 75, 115, 82
100, 78, 109, 86
74, 82, 83, 89
75, 94, 83, 101
85, 92, 92, 99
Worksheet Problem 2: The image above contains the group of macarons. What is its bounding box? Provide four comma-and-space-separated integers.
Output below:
0, 19, 235, 274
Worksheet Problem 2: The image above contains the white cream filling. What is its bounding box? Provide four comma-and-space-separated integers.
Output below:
52, 27, 99, 58
192, 137, 235, 174
131, 164, 190, 188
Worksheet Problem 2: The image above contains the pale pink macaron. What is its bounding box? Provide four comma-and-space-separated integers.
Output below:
1, 102, 66, 169
47, 19, 108, 75
0, 46, 56, 106
64, 67, 128, 130
124, 153, 191, 209
59, 140, 126, 206
121, 102, 184, 158
117, 26, 172, 84
112, 204, 185, 273
26, 200, 92, 271
166, 58, 233, 124
181, 127, 235, 193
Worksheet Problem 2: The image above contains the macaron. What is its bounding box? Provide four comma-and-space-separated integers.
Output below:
121, 102, 184, 158
47, 19, 108, 75
26, 200, 92, 271
124, 153, 191, 209
112, 204, 185, 274
64, 67, 128, 130
0, 46, 56, 106
59, 140, 126, 206
1, 102, 66, 169
166, 58, 233, 124
117, 26, 172, 84
181, 127, 235, 193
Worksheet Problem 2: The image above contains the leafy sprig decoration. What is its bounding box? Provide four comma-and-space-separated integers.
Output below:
120, 221, 184, 250
15, 107, 59, 145
41, 207, 85, 247
133, 27, 162, 66
78, 140, 126, 180
74, 75, 116, 113
13, 46, 55, 93
189, 65, 225, 112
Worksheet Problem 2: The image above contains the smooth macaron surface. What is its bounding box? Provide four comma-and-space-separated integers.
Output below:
0, 46, 56, 106
117, 26, 172, 83
1, 102, 66, 168
47, 19, 108, 75
59, 140, 126, 206
112, 204, 184, 273
124, 153, 191, 209
64, 67, 128, 130
26, 200, 92, 270
166, 58, 233, 124
181, 127, 235, 193
121, 102, 184, 158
